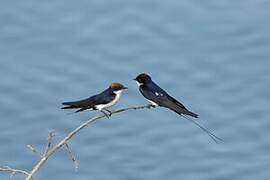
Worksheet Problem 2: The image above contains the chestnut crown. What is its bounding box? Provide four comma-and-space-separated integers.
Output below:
110, 82, 128, 91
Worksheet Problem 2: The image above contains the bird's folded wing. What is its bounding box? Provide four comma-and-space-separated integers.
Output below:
62, 97, 93, 108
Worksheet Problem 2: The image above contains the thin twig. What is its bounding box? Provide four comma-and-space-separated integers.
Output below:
0, 166, 32, 179
44, 130, 55, 156
27, 145, 41, 158
64, 143, 79, 170
25, 104, 151, 180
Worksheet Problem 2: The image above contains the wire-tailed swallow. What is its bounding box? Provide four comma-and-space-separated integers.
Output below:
62, 82, 128, 117
134, 73, 198, 118
134, 73, 222, 143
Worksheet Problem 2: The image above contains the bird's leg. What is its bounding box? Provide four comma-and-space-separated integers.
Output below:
103, 109, 112, 116
101, 110, 110, 119
147, 104, 156, 109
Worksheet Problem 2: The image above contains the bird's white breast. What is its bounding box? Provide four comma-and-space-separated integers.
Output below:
95, 90, 123, 110
147, 99, 159, 107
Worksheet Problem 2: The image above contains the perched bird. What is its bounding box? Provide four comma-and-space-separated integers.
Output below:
134, 73, 198, 118
61, 82, 128, 117
134, 73, 222, 143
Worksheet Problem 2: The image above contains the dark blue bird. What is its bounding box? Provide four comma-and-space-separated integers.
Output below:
61, 82, 128, 117
134, 73, 198, 118
134, 73, 222, 143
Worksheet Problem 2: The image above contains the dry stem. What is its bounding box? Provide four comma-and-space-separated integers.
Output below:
24, 104, 151, 180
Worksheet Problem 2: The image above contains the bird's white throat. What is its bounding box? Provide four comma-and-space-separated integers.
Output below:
114, 89, 124, 95
136, 82, 143, 86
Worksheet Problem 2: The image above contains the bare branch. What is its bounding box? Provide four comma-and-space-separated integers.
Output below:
64, 143, 79, 170
43, 130, 55, 156
25, 104, 151, 180
0, 166, 32, 179
1, 103, 220, 180
27, 145, 41, 158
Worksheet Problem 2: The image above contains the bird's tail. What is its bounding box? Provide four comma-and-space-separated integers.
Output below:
61, 99, 92, 111
61, 101, 80, 109
61, 101, 91, 113
185, 110, 199, 118
169, 105, 199, 118
61, 105, 77, 109
168, 105, 222, 143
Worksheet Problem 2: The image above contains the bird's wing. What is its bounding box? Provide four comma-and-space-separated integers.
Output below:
93, 89, 116, 105
62, 88, 116, 110
141, 82, 198, 118
167, 95, 188, 110
157, 95, 198, 118
62, 97, 95, 109
139, 84, 169, 105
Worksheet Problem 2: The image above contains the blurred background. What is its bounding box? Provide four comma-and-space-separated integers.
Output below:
0, 0, 269, 179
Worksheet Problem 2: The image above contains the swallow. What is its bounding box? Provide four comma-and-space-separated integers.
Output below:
134, 73, 222, 143
61, 82, 128, 117
134, 73, 198, 118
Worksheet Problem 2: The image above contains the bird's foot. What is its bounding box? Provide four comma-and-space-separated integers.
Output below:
104, 109, 112, 116
147, 104, 156, 109
101, 110, 110, 119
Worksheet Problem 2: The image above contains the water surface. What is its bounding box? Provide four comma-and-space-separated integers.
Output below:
0, 0, 270, 180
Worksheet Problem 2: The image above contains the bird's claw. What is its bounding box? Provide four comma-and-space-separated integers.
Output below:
105, 113, 110, 119
147, 104, 156, 109
104, 109, 112, 116
101, 110, 111, 119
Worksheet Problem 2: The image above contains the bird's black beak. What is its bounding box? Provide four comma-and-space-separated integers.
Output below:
123, 86, 128, 90
133, 78, 136, 81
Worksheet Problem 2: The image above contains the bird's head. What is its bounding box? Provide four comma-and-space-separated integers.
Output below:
133, 73, 152, 86
110, 82, 128, 93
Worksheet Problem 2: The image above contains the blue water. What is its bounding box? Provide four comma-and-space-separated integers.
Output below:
0, 0, 270, 179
